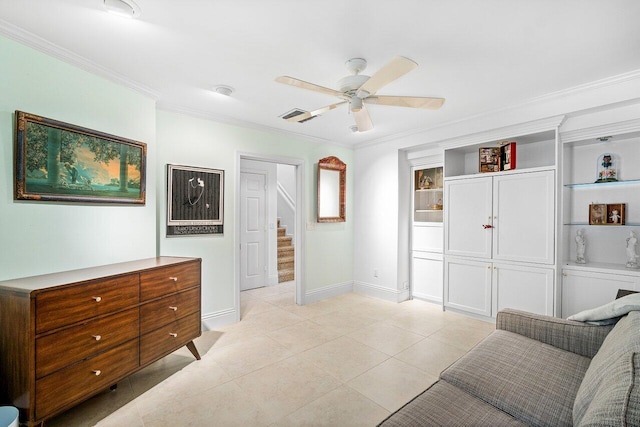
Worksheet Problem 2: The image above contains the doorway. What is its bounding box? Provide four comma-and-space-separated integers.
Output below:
235, 153, 306, 322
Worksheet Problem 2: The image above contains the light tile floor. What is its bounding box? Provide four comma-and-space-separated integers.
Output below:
47, 282, 495, 427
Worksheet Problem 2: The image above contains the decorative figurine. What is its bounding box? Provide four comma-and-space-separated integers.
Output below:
595, 153, 618, 183
575, 229, 586, 264
626, 231, 639, 269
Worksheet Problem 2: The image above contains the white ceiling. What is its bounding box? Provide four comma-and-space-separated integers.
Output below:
1, 0, 640, 146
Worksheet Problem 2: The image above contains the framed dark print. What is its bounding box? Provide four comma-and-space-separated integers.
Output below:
589, 203, 607, 225
167, 164, 224, 236
14, 111, 146, 204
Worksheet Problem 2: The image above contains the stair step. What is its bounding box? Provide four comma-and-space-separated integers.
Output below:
278, 268, 294, 282
277, 227, 286, 237
277, 236, 292, 247
278, 246, 294, 256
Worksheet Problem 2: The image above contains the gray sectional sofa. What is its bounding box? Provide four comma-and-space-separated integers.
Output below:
379, 309, 640, 426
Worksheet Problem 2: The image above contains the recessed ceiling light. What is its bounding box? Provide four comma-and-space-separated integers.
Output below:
103, 0, 142, 19
213, 86, 234, 97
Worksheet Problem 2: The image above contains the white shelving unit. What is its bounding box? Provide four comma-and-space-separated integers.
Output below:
442, 126, 560, 320
561, 129, 640, 317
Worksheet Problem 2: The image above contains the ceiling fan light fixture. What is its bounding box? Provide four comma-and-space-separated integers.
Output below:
103, 0, 141, 18
350, 96, 363, 112
213, 85, 234, 97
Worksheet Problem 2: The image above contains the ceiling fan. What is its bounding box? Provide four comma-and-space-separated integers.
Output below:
276, 56, 445, 132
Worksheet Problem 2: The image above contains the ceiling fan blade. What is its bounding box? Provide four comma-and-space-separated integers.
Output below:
353, 104, 374, 132
356, 56, 418, 97
276, 76, 343, 98
284, 101, 346, 123
365, 96, 445, 110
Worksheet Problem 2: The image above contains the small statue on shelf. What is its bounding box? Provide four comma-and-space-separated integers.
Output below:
575, 229, 586, 264
626, 230, 639, 269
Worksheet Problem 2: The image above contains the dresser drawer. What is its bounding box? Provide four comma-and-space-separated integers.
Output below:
140, 312, 201, 366
36, 308, 139, 379
35, 339, 139, 420
36, 274, 139, 333
139, 288, 200, 335
140, 261, 200, 301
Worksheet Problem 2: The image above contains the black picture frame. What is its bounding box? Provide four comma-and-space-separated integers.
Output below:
167, 164, 224, 236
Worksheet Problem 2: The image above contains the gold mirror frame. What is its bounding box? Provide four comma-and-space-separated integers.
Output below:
317, 156, 346, 223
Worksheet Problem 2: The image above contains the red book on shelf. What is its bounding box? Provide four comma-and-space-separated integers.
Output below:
501, 142, 516, 171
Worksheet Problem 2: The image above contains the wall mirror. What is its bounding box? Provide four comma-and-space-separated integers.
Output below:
317, 156, 346, 222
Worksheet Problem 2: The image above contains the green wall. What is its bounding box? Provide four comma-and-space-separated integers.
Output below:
156, 110, 354, 318
0, 36, 157, 279
0, 34, 355, 323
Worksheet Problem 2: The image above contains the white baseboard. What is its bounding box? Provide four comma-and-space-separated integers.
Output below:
354, 281, 410, 303
304, 281, 354, 304
201, 308, 237, 330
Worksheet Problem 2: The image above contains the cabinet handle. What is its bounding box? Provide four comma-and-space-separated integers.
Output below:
92, 370, 102, 376
92, 335, 102, 341
169, 277, 178, 282
92, 296, 102, 302
169, 332, 178, 338
482, 224, 493, 229
169, 306, 178, 311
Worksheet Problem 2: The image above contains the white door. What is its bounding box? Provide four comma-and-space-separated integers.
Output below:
492, 170, 555, 264
444, 256, 492, 317
240, 172, 266, 291
444, 176, 493, 258
492, 263, 554, 316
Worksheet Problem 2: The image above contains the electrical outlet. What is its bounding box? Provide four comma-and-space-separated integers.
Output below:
403, 281, 409, 290
373, 269, 379, 278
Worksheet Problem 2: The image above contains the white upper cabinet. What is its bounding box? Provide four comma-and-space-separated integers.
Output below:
445, 170, 555, 265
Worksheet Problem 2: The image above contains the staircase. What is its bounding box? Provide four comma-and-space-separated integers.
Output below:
277, 219, 294, 282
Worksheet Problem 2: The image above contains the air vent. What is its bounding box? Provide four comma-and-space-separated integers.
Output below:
280, 109, 316, 123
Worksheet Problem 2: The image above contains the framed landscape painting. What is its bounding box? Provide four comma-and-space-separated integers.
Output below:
14, 111, 146, 204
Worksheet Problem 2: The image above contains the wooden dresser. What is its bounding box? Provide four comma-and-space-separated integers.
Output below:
0, 256, 202, 426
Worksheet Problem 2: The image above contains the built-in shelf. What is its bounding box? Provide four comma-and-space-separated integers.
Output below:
564, 261, 640, 276
416, 209, 444, 213
564, 223, 640, 227
415, 188, 442, 193
564, 179, 640, 188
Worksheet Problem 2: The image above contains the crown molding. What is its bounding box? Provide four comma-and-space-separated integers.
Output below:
156, 102, 354, 149
355, 69, 640, 151
560, 118, 640, 144
0, 19, 160, 100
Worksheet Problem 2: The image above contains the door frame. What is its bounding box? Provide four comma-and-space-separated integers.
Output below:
234, 152, 306, 322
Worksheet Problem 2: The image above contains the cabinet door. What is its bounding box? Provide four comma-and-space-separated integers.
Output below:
444, 257, 492, 316
444, 177, 493, 258
412, 252, 443, 303
492, 170, 555, 264
562, 269, 638, 318
493, 263, 554, 316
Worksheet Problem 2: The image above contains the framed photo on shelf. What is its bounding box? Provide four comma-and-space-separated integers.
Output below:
606, 203, 625, 225
589, 203, 607, 225
479, 147, 500, 173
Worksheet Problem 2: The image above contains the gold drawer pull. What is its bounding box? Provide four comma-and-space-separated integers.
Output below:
92, 335, 102, 341
169, 277, 178, 282
169, 306, 178, 311
92, 296, 102, 302
92, 370, 102, 376
169, 332, 178, 338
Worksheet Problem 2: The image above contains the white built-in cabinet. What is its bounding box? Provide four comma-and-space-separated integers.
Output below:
442, 127, 559, 319
560, 125, 640, 317
411, 164, 444, 303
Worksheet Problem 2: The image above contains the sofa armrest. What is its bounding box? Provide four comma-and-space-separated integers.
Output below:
496, 309, 614, 358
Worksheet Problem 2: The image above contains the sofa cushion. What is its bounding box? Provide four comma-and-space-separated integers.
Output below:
573, 312, 640, 426
377, 380, 529, 427
568, 293, 640, 325
441, 329, 590, 427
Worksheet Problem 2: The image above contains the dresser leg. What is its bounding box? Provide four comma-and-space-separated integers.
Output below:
186, 340, 201, 360
110, 384, 118, 391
